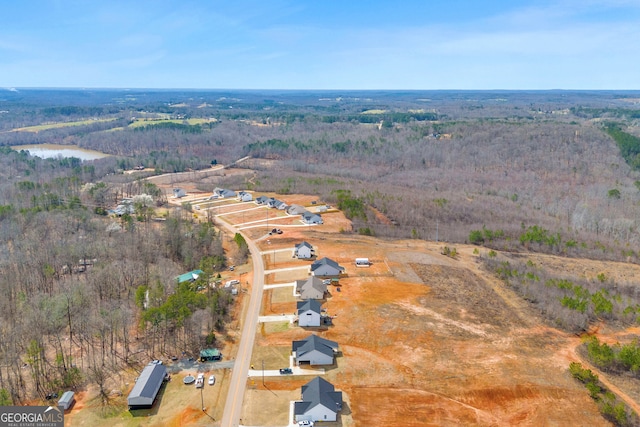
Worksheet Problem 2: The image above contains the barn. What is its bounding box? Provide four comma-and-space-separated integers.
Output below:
127, 363, 167, 409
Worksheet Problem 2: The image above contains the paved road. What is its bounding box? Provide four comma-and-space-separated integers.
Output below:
220, 220, 265, 427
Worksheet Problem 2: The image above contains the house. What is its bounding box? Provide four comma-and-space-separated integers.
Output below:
200, 348, 222, 362
255, 195, 270, 205
237, 191, 253, 202
310, 258, 344, 277
213, 187, 236, 198
58, 391, 75, 411
296, 277, 328, 300
294, 241, 315, 259
297, 300, 322, 327
127, 363, 167, 409
292, 334, 338, 366
176, 269, 204, 284
275, 200, 288, 210
301, 212, 323, 225
172, 188, 186, 198
287, 204, 308, 216
294, 377, 343, 423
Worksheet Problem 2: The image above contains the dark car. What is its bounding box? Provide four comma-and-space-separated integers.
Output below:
279, 368, 293, 375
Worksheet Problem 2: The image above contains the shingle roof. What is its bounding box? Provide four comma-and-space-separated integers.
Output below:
292, 334, 338, 359
297, 299, 322, 314
310, 257, 344, 272
294, 377, 343, 416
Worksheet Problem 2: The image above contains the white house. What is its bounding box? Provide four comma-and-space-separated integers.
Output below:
172, 188, 186, 198
297, 300, 322, 327
292, 334, 338, 366
294, 377, 343, 423
294, 241, 314, 259
237, 191, 253, 202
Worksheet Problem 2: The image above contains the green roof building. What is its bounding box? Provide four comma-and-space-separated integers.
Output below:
200, 348, 222, 362
176, 269, 204, 284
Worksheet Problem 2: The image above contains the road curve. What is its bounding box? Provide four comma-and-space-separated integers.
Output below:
220, 220, 265, 427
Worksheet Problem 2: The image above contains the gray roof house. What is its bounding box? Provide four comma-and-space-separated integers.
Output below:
127, 363, 167, 409
310, 257, 344, 277
294, 377, 343, 423
287, 204, 308, 215
237, 191, 253, 202
296, 277, 328, 300
292, 334, 338, 366
255, 195, 270, 205
213, 188, 236, 198
297, 299, 322, 327
294, 241, 315, 259
172, 188, 187, 198
301, 211, 323, 225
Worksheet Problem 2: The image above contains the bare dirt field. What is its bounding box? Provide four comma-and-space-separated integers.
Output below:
246, 222, 629, 426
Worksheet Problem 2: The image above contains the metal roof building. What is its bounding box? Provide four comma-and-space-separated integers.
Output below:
127, 363, 167, 409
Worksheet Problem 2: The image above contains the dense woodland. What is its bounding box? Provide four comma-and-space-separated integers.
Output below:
1, 88, 640, 404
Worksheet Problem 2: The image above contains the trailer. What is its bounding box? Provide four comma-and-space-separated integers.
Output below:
355, 258, 370, 267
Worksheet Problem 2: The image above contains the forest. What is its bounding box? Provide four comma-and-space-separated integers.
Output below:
1, 88, 640, 404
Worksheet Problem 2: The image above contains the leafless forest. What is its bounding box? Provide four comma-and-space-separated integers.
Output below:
1, 88, 640, 404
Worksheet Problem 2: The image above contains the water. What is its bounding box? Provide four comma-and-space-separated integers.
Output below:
11, 144, 110, 161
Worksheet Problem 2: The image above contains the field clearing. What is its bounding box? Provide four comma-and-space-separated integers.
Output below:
249, 224, 616, 426
12, 118, 118, 132
128, 118, 217, 128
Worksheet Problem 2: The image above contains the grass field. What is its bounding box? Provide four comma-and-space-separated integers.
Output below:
12, 118, 118, 132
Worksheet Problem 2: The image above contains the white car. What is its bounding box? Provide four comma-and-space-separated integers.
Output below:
298, 421, 314, 427
208, 375, 215, 385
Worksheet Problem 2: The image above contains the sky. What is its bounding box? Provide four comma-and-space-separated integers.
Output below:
1, 0, 639, 90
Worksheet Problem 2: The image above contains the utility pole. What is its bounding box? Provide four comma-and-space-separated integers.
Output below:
262, 360, 265, 387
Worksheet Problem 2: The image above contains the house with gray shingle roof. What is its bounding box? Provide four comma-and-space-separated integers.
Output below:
237, 191, 253, 202
293, 241, 314, 259
294, 377, 343, 423
301, 211, 323, 225
287, 204, 308, 215
213, 188, 236, 198
255, 195, 270, 205
310, 257, 344, 278
297, 300, 322, 327
296, 277, 327, 300
292, 334, 338, 366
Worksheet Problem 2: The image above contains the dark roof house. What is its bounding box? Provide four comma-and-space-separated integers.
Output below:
310, 257, 344, 277
297, 299, 322, 327
127, 363, 167, 409
294, 377, 343, 422
292, 334, 338, 366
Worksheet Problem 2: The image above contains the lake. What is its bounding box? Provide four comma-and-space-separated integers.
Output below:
11, 144, 110, 161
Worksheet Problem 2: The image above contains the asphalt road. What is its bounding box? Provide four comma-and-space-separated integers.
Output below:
220, 221, 265, 427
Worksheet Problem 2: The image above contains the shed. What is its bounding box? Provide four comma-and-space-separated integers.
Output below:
58, 391, 75, 411
127, 364, 167, 409
200, 348, 222, 362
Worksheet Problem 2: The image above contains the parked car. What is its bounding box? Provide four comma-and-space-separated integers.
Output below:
279, 368, 293, 375
298, 421, 314, 427
150, 359, 163, 365
208, 375, 215, 386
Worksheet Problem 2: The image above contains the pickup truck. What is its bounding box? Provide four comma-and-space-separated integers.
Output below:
195, 373, 204, 388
